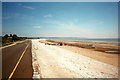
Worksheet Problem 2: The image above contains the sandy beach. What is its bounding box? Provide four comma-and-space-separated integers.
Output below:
39, 39, 119, 67
60, 45, 119, 67
32, 39, 119, 78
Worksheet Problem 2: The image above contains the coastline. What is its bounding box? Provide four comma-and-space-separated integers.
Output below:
41, 39, 119, 53
32, 39, 118, 78
39, 39, 119, 67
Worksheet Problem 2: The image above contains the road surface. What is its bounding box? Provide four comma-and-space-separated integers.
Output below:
32, 39, 118, 78
2, 40, 33, 79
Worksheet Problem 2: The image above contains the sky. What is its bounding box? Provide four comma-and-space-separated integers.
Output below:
2, 2, 118, 38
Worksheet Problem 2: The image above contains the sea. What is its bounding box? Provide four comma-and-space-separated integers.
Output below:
39, 37, 120, 46
0, 36, 119, 46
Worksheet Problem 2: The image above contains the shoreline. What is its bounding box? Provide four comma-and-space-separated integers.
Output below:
32, 39, 118, 78
41, 39, 119, 53
39, 39, 119, 67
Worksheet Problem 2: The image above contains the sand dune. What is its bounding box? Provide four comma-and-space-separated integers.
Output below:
32, 39, 118, 78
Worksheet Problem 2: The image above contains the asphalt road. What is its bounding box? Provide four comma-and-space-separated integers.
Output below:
2, 40, 33, 79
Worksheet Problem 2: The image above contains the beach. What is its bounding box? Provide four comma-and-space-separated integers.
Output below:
60, 45, 119, 67
32, 39, 119, 78
39, 39, 119, 67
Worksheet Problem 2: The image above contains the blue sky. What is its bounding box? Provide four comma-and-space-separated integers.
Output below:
2, 2, 118, 38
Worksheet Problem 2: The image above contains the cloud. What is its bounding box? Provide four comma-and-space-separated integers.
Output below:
42, 20, 94, 37
43, 20, 65, 26
56, 22, 93, 37
44, 14, 52, 18
23, 6, 35, 10
17, 3, 35, 10
33, 26, 42, 29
